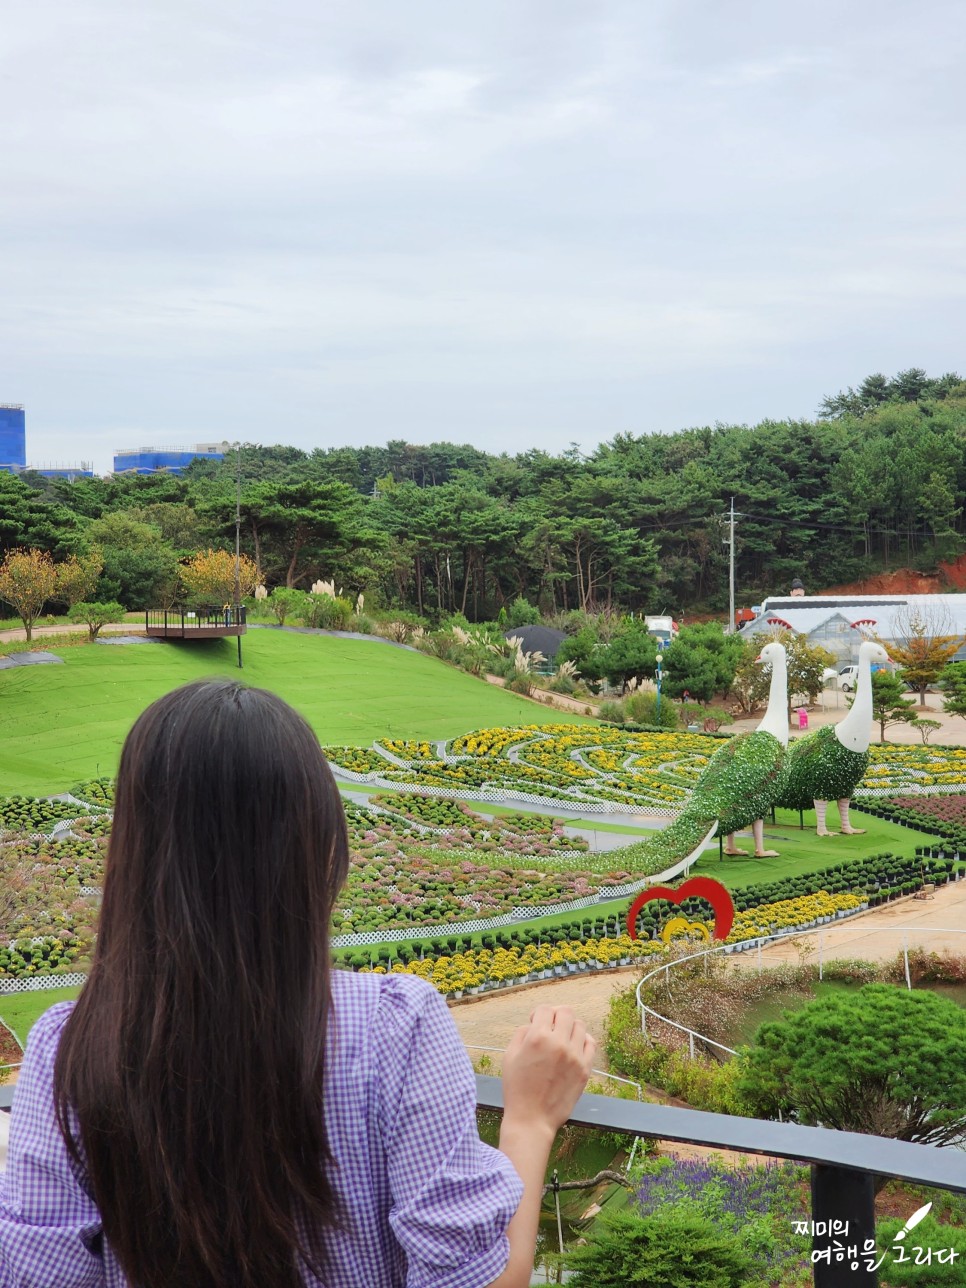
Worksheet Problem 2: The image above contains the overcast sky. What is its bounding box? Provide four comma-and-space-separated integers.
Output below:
3, 0, 965, 475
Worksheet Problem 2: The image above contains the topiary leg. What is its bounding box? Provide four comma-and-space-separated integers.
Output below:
837, 798, 865, 834
814, 799, 838, 837
723, 832, 747, 856
752, 818, 779, 858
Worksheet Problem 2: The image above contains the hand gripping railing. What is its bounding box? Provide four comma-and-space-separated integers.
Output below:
476, 1074, 966, 1288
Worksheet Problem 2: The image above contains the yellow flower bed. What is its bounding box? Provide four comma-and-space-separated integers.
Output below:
725, 891, 861, 943
358, 934, 664, 994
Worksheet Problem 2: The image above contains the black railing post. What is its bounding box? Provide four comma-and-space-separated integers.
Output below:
810, 1164, 877, 1286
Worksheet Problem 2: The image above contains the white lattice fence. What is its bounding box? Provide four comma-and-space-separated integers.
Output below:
331, 878, 657, 949
0, 972, 87, 994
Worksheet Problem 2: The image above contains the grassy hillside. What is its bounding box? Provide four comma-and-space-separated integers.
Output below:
0, 631, 592, 795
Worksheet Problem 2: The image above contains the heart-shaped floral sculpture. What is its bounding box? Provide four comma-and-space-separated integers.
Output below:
626, 876, 735, 941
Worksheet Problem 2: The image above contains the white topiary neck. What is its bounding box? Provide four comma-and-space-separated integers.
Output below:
756, 649, 789, 747
836, 642, 881, 754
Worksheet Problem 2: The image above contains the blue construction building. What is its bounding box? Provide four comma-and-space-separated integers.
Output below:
113, 444, 226, 475
0, 405, 26, 472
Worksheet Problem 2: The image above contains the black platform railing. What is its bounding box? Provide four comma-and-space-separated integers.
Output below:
3, 1078, 963, 1285
475, 1074, 966, 1288
144, 605, 247, 633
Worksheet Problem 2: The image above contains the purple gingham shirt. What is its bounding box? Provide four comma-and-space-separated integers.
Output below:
0, 972, 523, 1288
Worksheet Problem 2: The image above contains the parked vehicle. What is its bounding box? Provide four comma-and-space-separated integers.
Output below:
837, 662, 895, 693
838, 665, 859, 692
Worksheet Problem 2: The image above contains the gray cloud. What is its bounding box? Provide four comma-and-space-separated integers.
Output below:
2, 0, 965, 472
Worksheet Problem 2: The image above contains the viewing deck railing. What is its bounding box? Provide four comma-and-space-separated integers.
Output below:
144, 605, 247, 637
3, 1078, 962, 1285
476, 1075, 966, 1287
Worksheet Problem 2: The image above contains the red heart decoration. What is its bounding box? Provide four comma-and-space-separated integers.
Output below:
627, 876, 735, 941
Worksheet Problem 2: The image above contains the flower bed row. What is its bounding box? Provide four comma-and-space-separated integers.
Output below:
356, 934, 664, 994
0, 795, 87, 833
325, 725, 966, 812
856, 794, 966, 850
632, 851, 951, 939
340, 889, 869, 996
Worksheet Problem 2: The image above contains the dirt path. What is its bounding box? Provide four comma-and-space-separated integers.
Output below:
0, 621, 146, 644
740, 880, 966, 968
448, 969, 774, 1165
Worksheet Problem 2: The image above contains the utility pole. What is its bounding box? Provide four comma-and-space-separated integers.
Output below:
722, 498, 737, 633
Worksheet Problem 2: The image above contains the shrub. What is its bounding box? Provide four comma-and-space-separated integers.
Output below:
504, 673, 535, 696
877, 1214, 966, 1285
624, 690, 679, 730
598, 699, 626, 724
376, 612, 427, 643
302, 594, 353, 630
268, 587, 307, 625
566, 1209, 751, 1287
738, 984, 966, 1148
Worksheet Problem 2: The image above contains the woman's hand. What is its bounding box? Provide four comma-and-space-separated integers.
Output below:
488, 1006, 596, 1288
501, 1004, 596, 1138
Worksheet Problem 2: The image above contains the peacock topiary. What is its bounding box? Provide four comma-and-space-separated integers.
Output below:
777, 640, 890, 835
623, 642, 790, 875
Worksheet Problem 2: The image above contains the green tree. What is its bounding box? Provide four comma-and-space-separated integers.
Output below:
738, 983, 966, 1152
226, 479, 381, 591
662, 622, 743, 704
556, 625, 605, 684
598, 619, 658, 692
0, 472, 81, 560
97, 547, 181, 610
87, 510, 181, 609
940, 660, 966, 721
868, 670, 916, 743
504, 595, 540, 628
67, 601, 126, 641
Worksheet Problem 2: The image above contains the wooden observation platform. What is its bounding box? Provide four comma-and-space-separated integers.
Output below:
144, 605, 248, 639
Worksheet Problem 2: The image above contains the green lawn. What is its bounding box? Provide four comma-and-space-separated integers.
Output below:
688, 808, 937, 888
0, 986, 80, 1049
0, 631, 593, 795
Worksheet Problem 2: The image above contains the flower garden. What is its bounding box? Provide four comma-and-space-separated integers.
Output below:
325, 725, 966, 807
1, 724, 962, 995
0, 731, 963, 989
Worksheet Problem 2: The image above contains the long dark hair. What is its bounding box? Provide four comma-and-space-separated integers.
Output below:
54, 679, 350, 1288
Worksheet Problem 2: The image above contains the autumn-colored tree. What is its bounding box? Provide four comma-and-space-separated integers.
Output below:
54, 548, 103, 608
878, 606, 962, 706
179, 549, 259, 605
738, 629, 836, 718
0, 547, 58, 641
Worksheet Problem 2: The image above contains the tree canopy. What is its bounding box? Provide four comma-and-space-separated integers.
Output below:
5, 369, 966, 617
738, 983, 966, 1150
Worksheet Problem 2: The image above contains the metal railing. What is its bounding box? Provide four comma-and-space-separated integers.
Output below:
636, 923, 966, 1059
476, 1075, 966, 1288
2, 1078, 963, 1285
144, 605, 247, 634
